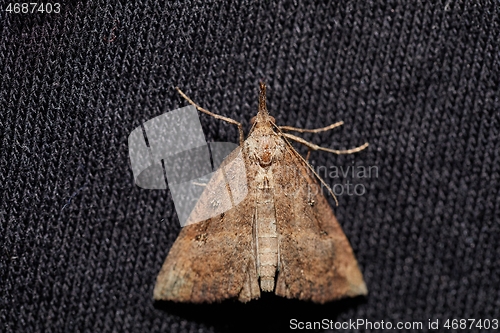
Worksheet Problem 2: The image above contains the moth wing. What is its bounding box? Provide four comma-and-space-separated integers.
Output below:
273, 145, 367, 303
154, 147, 260, 303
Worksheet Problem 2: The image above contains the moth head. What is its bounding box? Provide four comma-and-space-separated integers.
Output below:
250, 115, 275, 126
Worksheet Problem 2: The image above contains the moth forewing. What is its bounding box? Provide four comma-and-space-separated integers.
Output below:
272, 143, 367, 303
182, 146, 249, 227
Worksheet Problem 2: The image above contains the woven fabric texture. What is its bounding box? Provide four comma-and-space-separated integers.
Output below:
1, 1, 499, 332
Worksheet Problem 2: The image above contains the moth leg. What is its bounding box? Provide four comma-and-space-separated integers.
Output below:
281, 132, 369, 155
305, 149, 311, 162
279, 121, 343, 133
175, 87, 245, 145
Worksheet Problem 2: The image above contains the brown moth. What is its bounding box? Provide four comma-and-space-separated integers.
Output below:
154, 83, 368, 303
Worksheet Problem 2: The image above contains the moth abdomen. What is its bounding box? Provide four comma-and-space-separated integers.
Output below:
255, 169, 279, 292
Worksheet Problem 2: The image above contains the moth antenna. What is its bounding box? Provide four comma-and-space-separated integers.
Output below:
279, 121, 344, 133
272, 122, 339, 206
175, 87, 245, 146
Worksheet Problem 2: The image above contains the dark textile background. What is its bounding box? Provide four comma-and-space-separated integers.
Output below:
1, 1, 499, 332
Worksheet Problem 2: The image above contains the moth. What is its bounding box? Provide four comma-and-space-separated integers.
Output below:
154, 83, 368, 303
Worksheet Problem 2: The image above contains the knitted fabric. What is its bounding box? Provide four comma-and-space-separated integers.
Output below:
1, 1, 499, 332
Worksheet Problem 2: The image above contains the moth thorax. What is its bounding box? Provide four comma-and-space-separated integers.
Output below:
248, 134, 284, 167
